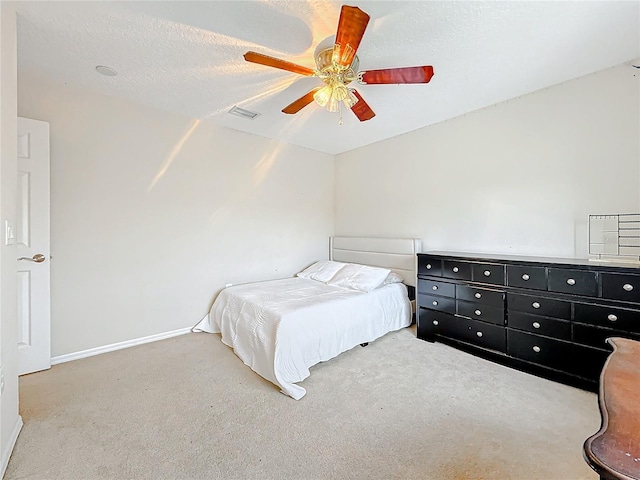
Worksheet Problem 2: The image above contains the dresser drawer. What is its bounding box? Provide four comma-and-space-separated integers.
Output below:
417, 293, 455, 314
417, 309, 452, 340
419, 309, 463, 339
601, 273, 640, 303
457, 300, 504, 325
507, 264, 547, 290
507, 329, 571, 371
456, 285, 504, 307
442, 260, 472, 281
573, 324, 613, 350
418, 255, 442, 277
574, 302, 640, 334
548, 268, 598, 297
569, 344, 610, 381
472, 262, 504, 285
462, 317, 506, 352
434, 314, 505, 352
573, 323, 640, 351
507, 312, 571, 341
507, 293, 571, 320
418, 279, 455, 298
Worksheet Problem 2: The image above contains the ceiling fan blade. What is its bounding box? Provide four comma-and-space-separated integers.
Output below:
350, 90, 375, 122
359, 66, 434, 84
333, 6, 370, 68
282, 88, 321, 114
244, 51, 315, 76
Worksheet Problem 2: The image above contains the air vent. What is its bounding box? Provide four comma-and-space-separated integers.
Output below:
228, 106, 260, 120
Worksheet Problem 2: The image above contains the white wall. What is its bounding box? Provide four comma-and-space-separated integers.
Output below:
18, 73, 335, 357
0, 1, 22, 475
335, 64, 640, 258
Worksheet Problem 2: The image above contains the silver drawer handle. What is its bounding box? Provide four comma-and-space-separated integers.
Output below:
533, 346, 541, 353
532, 302, 541, 309
566, 278, 576, 286
607, 314, 617, 322
483, 270, 491, 277
432, 320, 439, 326
432, 301, 438, 306
432, 285, 438, 290
474, 292, 482, 299
426, 264, 432, 270
522, 274, 530, 281
532, 322, 541, 329
476, 331, 483, 337
623, 283, 634, 292
452, 267, 459, 273
474, 309, 482, 316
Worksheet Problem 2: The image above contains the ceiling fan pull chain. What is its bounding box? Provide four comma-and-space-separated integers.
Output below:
338, 103, 344, 125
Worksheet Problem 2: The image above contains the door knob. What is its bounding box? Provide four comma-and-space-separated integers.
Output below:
18, 253, 46, 263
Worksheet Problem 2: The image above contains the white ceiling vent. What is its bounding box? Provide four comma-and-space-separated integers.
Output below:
228, 106, 260, 120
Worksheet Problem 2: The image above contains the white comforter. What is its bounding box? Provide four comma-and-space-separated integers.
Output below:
195, 277, 411, 399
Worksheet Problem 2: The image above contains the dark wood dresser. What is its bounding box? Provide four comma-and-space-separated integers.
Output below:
416, 252, 640, 390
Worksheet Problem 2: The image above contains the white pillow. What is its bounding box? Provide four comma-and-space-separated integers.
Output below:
380, 271, 405, 287
296, 260, 347, 283
327, 263, 391, 292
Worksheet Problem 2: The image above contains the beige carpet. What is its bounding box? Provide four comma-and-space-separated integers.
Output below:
6, 326, 600, 480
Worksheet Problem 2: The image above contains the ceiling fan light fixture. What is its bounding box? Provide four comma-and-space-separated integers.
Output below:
313, 85, 332, 107
242, 4, 433, 124
344, 88, 359, 108
327, 96, 340, 113
332, 84, 348, 101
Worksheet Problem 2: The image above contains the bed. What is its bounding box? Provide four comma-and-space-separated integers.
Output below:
194, 236, 421, 399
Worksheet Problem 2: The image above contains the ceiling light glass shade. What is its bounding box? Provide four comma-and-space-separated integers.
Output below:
327, 96, 340, 113
332, 85, 348, 101
314, 83, 359, 112
344, 88, 359, 108
313, 86, 333, 107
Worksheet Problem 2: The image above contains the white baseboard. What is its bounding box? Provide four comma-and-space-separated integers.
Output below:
1, 415, 23, 477
50, 327, 193, 365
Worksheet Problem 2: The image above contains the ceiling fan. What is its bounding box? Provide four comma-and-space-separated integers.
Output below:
243, 4, 434, 123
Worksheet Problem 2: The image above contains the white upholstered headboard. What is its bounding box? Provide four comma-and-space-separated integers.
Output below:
329, 236, 422, 287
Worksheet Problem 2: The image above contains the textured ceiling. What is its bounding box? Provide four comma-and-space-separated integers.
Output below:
15, 1, 640, 155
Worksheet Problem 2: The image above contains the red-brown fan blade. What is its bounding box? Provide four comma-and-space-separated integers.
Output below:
350, 90, 375, 122
360, 66, 434, 84
333, 6, 370, 68
244, 51, 315, 76
282, 88, 321, 114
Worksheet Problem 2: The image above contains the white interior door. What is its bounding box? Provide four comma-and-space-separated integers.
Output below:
16, 117, 51, 375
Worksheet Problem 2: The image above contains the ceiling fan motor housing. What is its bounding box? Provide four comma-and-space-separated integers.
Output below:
315, 47, 358, 85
